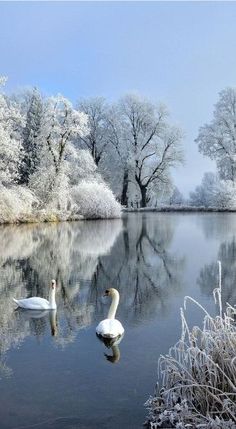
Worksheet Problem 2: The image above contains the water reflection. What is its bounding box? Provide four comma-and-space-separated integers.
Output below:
90, 214, 185, 322
0, 220, 122, 375
14, 309, 57, 338
198, 237, 236, 307
97, 334, 124, 364
198, 213, 236, 240
0, 214, 185, 376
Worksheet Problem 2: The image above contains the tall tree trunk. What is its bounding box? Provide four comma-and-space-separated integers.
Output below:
121, 168, 129, 206
140, 185, 147, 208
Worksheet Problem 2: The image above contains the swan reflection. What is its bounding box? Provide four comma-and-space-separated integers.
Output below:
97, 333, 124, 364
15, 309, 58, 338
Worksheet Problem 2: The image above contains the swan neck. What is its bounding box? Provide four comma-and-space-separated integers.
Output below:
49, 289, 57, 309
50, 310, 57, 336
108, 291, 119, 319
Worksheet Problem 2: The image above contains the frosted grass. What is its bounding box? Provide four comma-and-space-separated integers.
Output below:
145, 261, 236, 428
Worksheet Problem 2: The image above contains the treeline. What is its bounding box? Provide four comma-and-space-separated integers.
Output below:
77, 87, 236, 210
1, 76, 236, 222
0, 77, 185, 223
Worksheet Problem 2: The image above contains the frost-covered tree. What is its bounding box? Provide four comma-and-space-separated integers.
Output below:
30, 95, 88, 208
77, 97, 109, 165
19, 88, 43, 185
196, 87, 236, 182
189, 171, 236, 208
189, 172, 218, 207
0, 77, 24, 186
169, 186, 185, 206
118, 94, 183, 207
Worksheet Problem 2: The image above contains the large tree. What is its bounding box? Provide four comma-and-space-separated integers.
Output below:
196, 87, 236, 182
30, 95, 89, 207
117, 94, 183, 207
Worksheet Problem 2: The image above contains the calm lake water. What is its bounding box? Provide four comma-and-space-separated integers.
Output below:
0, 212, 236, 429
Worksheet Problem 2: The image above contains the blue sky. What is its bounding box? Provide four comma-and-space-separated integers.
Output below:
1, 1, 236, 195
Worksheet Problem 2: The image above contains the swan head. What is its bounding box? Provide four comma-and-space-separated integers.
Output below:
51, 279, 57, 290
103, 288, 119, 298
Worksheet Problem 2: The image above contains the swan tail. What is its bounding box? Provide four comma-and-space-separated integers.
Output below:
13, 298, 19, 306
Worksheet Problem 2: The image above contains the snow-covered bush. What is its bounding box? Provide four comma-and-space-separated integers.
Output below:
0, 186, 39, 223
145, 261, 236, 428
72, 180, 121, 219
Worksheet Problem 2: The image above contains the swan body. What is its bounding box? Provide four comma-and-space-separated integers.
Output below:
96, 318, 124, 338
13, 280, 57, 310
96, 288, 124, 339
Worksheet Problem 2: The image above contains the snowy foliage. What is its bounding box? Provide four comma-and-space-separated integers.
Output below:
77, 97, 109, 165
145, 261, 236, 428
38, 95, 89, 175
72, 180, 121, 219
169, 186, 185, 206
19, 88, 43, 184
66, 148, 98, 185
0, 185, 39, 223
0, 79, 121, 223
196, 87, 236, 182
189, 172, 236, 209
0, 77, 24, 185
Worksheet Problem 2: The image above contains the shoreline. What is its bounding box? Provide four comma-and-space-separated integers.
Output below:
122, 206, 236, 213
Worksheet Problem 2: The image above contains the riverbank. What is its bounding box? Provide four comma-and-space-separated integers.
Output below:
123, 206, 236, 213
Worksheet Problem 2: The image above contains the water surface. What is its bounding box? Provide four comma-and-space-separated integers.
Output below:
0, 213, 235, 428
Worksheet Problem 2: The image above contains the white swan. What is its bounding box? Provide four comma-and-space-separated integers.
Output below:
96, 288, 124, 339
13, 280, 57, 310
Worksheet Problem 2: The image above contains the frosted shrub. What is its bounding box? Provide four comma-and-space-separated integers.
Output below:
72, 180, 121, 219
0, 186, 39, 223
145, 261, 236, 428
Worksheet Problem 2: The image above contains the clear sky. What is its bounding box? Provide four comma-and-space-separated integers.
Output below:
1, 1, 236, 196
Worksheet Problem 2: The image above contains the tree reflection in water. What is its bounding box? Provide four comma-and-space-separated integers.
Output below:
198, 237, 236, 308
90, 214, 185, 323
0, 213, 184, 375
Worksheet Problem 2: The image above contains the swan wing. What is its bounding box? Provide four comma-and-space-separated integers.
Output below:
13, 297, 50, 310
96, 318, 124, 338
